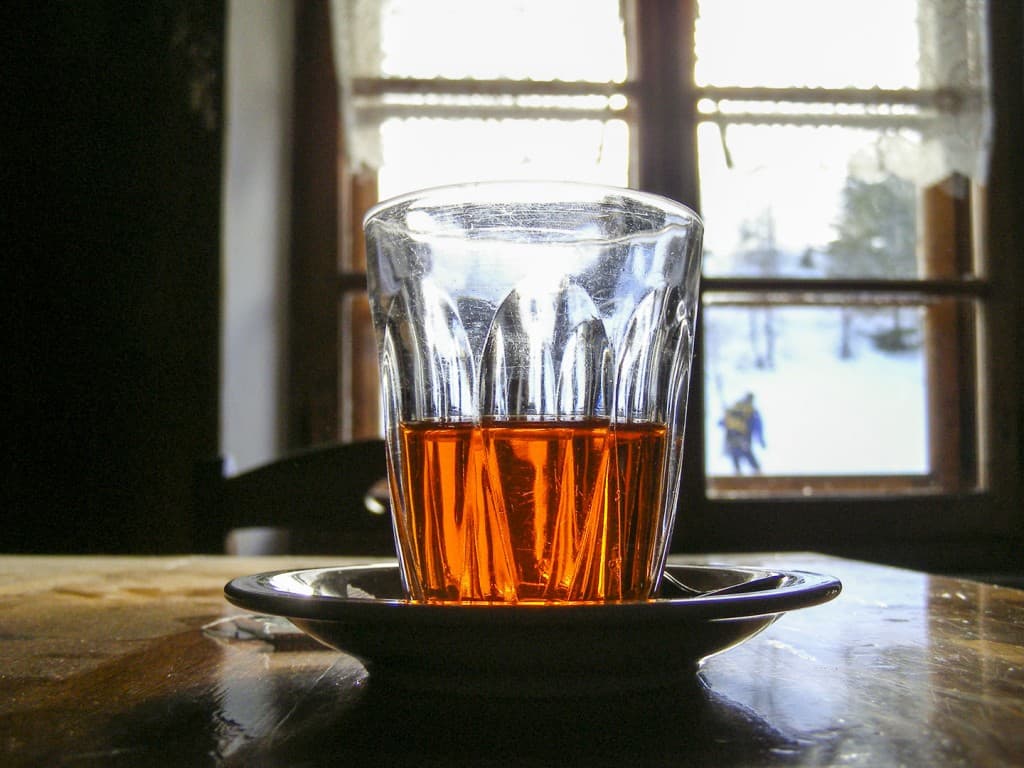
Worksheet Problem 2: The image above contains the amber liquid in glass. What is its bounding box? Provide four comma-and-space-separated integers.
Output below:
395, 419, 668, 603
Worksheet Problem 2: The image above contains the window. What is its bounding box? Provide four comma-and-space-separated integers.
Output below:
693, 0, 985, 497
288, 0, 1022, 564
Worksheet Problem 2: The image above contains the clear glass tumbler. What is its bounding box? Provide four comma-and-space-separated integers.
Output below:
364, 181, 703, 603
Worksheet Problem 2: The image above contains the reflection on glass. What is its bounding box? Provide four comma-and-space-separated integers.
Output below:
703, 304, 928, 477
698, 124, 922, 279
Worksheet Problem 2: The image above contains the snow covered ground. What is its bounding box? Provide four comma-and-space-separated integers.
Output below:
702, 304, 927, 477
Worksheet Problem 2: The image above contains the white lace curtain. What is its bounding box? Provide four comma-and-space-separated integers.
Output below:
329, 0, 992, 188
330, 0, 383, 172
871, 0, 992, 185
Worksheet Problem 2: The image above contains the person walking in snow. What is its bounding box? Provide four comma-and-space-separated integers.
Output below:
720, 392, 766, 474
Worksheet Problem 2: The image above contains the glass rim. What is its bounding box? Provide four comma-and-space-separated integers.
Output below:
363, 180, 703, 242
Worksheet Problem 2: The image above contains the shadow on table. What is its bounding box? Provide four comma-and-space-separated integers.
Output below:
7, 623, 803, 767
215, 658, 805, 767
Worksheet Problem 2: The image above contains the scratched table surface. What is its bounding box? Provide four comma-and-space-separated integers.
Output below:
1, 553, 1022, 767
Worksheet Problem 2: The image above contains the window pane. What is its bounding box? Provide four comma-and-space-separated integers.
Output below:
376, 118, 630, 199
703, 303, 930, 478
698, 123, 923, 279
695, 0, 919, 88
378, 0, 627, 81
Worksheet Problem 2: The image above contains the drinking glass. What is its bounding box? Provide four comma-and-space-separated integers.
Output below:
364, 181, 703, 603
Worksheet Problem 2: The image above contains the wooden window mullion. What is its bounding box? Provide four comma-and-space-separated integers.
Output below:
339, 168, 379, 441
921, 180, 975, 492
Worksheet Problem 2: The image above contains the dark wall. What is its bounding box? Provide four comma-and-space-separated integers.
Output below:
7, 2, 224, 553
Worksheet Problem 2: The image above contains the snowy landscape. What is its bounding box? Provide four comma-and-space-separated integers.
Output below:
702, 302, 927, 477
695, 116, 933, 479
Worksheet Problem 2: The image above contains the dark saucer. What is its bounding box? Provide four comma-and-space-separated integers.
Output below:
224, 562, 841, 696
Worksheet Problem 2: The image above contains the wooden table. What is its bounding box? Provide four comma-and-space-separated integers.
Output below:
2, 553, 1022, 766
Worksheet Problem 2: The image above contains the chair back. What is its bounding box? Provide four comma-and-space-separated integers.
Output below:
195, 440, 394, 555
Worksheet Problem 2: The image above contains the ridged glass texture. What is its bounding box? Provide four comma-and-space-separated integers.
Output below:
365, 182, 703, 602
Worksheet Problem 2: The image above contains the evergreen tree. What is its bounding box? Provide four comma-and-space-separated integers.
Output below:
828, 173, 917, 278
828, 173, 918, 355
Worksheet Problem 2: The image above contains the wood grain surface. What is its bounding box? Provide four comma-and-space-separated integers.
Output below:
2, 554, 1022, 766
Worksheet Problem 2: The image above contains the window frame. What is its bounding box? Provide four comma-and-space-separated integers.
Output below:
289, 0, 1023, 571
629, 0, 1021, 569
